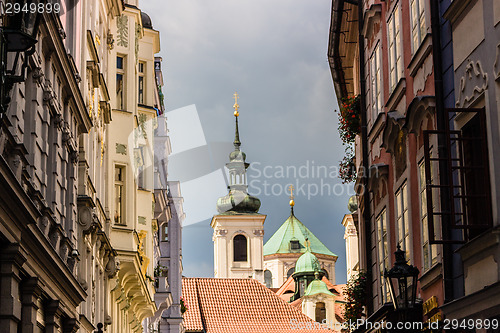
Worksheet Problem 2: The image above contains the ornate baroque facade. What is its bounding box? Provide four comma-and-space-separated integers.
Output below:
0, 1, 172, 332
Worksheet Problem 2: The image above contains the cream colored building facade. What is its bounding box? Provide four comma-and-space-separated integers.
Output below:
75, 0, 121, 331
212, 214, 266, 281
105, 3, 161, 332
341, 214, 358, 281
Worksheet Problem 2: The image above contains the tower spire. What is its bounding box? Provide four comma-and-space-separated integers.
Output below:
216, 92, 261, 214
233, 92, 241, 149
288, 184, 295, 215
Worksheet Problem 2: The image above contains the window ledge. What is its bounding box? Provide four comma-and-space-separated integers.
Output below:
456, 226, 500, 263
112, 108, 132, 114
419, 262, 442, 290
385, 78, 406, 112
112, 224, 133, 231
408, 34, 433, 77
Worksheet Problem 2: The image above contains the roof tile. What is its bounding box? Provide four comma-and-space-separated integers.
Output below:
182, 277, 335, 333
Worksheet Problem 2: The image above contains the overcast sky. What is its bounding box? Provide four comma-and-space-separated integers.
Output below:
140, 0, 353, 284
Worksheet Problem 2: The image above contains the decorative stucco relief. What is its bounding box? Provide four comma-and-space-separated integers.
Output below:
116, 15, 129, 47
413, 56, 434, 95
456, 60, 488, 108
494, 43, 500, 81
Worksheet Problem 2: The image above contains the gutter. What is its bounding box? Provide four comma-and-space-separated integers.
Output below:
328, 0, 373, 317
430, 0, 454, 304
357, 0, 373, 316
327, 0, 348, 99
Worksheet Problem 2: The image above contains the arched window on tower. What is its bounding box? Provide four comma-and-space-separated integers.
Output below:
264, 270, 273, 288
315, 302, 326, 323
287, 267, 295, 279
233, 235, 247, 262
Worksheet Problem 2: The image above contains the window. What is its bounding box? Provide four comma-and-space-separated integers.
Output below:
315, 302, 326, 323
376, 209, 390, 303
138, 61, 145, 104
116, 56, 125, 110
233, 235, 247, 262
461, 113, 491, 239
388, 4, 403, 92
370, 43, 382, 120
290, 240, 300, 251
264, 270, 273, 288
395, 182, 410, 259
114, 166, 125, 224
410, 0, 426, 53
287, 267, 295, 279
162, 222, 169, 242
419, 160, 438, 271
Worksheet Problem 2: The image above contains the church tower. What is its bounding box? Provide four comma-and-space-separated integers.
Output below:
211, 93, 266, 282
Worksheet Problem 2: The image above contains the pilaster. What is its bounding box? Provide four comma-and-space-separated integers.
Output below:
0, 244, 27, 333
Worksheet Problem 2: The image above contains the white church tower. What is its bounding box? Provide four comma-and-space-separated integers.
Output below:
211, 93, 266, 282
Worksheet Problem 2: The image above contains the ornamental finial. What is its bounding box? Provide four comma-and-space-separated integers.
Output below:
288, 184, 295, 207
233, 92, 240, 117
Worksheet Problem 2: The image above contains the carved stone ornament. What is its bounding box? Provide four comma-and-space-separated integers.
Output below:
381, 111, 405, 154
215, 229, 227, 237
494, 43, 500, 80
106, 256, 118, 278
456, 60, 488, 108
116, 15, 129, 47
253, 229, 264, 237
78, 206, 93, 231
32, 67, 44, 84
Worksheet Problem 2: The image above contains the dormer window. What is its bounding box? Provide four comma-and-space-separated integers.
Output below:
290, 240, 300, 251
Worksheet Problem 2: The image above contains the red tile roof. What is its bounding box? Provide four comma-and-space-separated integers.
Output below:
182, 277, 334, 333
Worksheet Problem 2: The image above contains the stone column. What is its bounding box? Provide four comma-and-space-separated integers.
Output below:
44, 300, 61, 333
0, 244, 26, 333
20, 277, 42, 333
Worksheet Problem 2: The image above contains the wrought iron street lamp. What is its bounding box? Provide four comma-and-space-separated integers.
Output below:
384, 245, 420, 310
1, 0, 41, 113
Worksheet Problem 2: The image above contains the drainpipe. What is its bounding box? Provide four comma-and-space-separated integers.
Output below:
358, 0, 373, 315
430, 0, 454, 304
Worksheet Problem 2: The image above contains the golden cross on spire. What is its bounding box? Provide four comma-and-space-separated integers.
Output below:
233, 92, 240, 116
288, 184, 295, 207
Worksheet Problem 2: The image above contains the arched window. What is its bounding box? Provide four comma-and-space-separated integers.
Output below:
287, 267, 295, 279
315, 302, 326, 323
233, 235, 247, 262
264, 270, 273, 288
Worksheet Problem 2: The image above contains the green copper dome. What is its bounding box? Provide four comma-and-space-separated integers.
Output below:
263, 213, 337, 258
304, 274, 334, 296
216, 190, 261, 214
295, 249, 321, 274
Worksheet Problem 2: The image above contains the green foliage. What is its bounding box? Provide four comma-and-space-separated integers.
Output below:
336, 95, 361, 184
343, 271, 368, 331
339, 150, 356, 184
